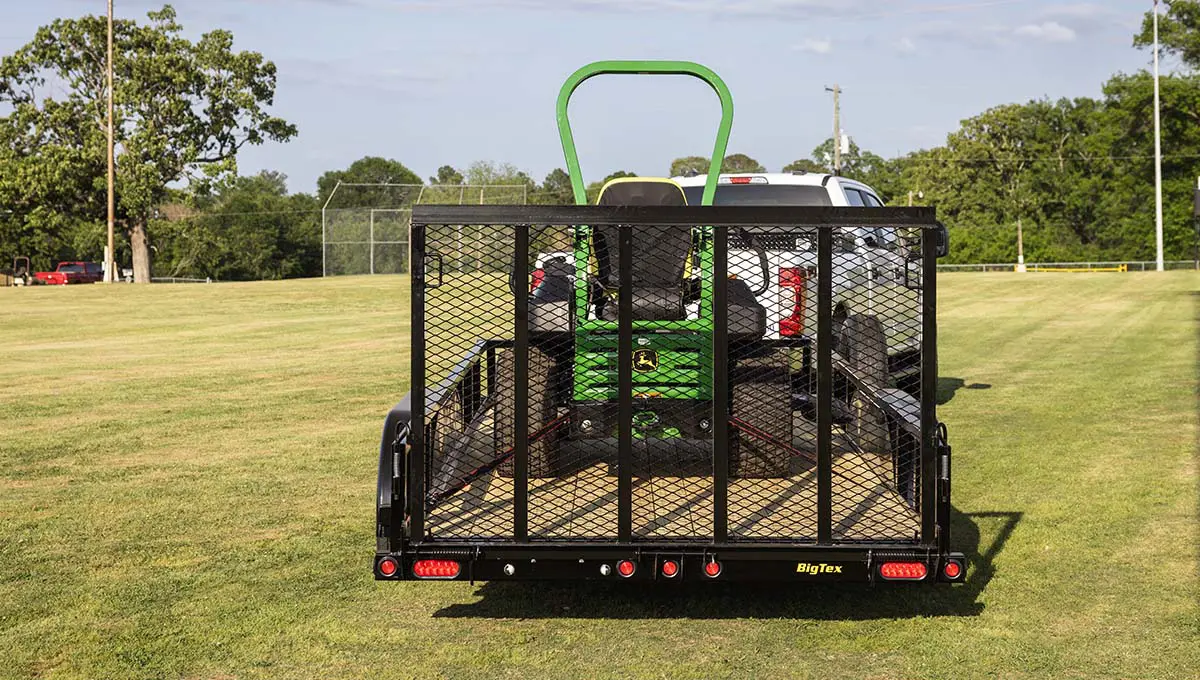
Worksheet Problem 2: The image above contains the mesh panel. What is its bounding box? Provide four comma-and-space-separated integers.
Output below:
413, 214, 932, 546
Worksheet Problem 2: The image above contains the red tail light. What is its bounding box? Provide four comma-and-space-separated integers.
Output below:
530, 268, 545, 292
412, 559, 461, 579
703, 560, 722, 578
879, 561, 927, 580
661, 560, 679, 578
729, 176, 752, 184
779, 267, 808, 337
617, 560, 636, 577
943, 560, 962, 579
377, 557, 398, 577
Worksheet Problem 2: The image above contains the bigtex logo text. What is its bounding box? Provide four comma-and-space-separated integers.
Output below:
796, 562, 843, 575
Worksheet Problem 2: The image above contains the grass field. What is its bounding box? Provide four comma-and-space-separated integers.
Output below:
1, 272, 1197, 679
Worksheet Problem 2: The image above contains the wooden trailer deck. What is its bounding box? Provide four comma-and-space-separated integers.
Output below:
425, 412, 920, 542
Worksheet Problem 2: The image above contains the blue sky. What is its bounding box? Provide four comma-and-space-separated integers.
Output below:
2, 0, 1154, 194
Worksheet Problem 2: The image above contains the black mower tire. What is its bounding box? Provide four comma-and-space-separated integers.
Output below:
730, 349, 792, 479
495, 347, 560, 478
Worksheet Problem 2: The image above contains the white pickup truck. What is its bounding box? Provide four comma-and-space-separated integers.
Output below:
674, 171, 924, 393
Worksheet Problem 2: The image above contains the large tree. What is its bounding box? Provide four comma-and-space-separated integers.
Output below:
0, 5, 296, 282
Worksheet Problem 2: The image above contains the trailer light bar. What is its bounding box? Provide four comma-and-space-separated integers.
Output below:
617, 560, 636, 577
377, 557, 398, 578
943, 560, 962, 579
661, 560, 679, 578
413, 559, 461, 579
703, 560, 722, 578
879, 561, 927, 580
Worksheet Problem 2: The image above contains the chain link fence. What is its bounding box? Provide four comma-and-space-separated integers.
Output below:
321, 182, 530, 276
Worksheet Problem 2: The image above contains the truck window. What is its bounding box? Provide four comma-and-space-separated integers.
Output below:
57, 263, 85, 273
681, 185, 833, 206
863, 193, 884, 207
843, 188, 866, 207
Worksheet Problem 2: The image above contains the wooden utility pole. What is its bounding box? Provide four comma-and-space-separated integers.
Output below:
105, 0, 116, 283
1153, 0, 1164, 272
825, 84, 842, 175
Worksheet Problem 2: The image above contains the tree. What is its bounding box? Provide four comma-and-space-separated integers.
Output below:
429, 165, 463, 185
1135, 0, 1200, 68
0, 5, 296, 282
669, 156, 710, 176
316, 156, 423, 209
781, 159, 827, 174
721, 153, 766, 173
539, 168, 573, 204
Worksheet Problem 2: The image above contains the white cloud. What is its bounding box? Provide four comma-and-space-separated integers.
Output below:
1014, 21, 1077, 43
794, 38, 833, 54
894, 37, 917, 54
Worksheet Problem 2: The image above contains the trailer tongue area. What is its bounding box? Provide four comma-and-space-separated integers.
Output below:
374, 60, 963, 585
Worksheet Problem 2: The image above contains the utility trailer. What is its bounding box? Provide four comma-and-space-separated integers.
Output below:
374, 61, 964, 585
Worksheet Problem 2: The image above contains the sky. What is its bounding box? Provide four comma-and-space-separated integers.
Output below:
1, 0, 1155, 195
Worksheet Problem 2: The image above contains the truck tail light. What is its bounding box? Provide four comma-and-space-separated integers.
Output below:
530, 268, 545, 292
879, 561, 927, 581
779, 267, 807, 337
413, 559, 461, 579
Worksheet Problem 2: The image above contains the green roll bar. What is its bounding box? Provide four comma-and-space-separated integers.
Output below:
555, 60, 734, 207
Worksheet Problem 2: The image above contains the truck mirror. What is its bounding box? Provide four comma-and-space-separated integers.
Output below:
935, 222, 950, 258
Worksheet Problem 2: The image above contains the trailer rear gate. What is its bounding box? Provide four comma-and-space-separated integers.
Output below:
377, 205, 962, 583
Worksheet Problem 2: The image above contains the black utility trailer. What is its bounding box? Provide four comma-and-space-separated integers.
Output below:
374, 203, 965, 585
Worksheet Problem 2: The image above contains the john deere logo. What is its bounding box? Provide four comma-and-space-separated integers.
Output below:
632, 349, 658, 373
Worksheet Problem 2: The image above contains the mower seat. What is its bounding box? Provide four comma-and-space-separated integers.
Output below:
594, 178, 691, 321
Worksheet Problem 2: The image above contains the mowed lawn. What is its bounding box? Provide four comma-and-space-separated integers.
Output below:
1, 272, 1196, 679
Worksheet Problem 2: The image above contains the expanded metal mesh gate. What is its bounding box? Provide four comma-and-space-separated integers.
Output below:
408, 205, 941, 548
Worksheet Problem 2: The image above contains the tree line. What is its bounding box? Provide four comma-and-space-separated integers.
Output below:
4, 3, 1199, 280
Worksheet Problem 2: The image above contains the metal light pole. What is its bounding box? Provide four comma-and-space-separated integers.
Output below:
1154, 0, 1165, 272
105, 0, 116, 283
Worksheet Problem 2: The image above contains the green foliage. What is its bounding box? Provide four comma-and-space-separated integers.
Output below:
0, 4, 295, 280
317, 156, 422, 209
721, 153, 766, 173
429, 165, 464, 185
1135, 0, 1200, 68
781, 158, 827, 174
669, 155, 709, 176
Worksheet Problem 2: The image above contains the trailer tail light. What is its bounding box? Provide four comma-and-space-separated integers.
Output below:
377, 557, 398, 577
661, 560, 679, 578
943, 560, 962, 580
879, 561, 927, 581
779, 267, 808, 337
617, 560, 636, 577
703, 560, 722, 578
530, 268, 545, 292
412, 559, 461, 579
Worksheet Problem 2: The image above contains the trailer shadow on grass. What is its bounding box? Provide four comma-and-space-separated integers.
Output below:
433, 509, 1022, 620
937, 377, 991, 405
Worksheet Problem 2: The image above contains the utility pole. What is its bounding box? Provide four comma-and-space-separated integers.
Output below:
825, 84, 841, 175
105, 0, 116, 283
1154, 0, 1165, 272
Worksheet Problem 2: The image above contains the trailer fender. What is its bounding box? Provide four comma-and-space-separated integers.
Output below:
377, 393, 411, 549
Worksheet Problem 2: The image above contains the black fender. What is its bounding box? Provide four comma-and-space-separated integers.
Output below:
377, 393, 411, 549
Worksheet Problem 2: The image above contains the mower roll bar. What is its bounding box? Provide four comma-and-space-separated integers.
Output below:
556, 61, 735, 207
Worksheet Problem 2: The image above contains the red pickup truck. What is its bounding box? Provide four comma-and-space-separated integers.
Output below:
36, 262, 104, 285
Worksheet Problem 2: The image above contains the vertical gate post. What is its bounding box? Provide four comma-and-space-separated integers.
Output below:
816, 228, 833, 544
514, 225, 530, 542
617, 225, 634, 542
408, 222, 427, 541
712, 225, 729, 542
921, 226, 939, 544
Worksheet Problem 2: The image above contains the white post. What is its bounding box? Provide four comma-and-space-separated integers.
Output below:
369, 209, 375, 275
1154, 0, 1165, 272
104, 0, 116, 283
1016, 217, 1026, 273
